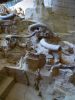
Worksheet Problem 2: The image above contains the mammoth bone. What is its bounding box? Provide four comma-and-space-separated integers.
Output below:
0, 4, 16, 20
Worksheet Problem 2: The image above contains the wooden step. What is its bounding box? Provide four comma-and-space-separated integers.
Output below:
0, 76, 15, 99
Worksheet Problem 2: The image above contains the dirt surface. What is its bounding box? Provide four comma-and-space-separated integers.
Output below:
61, 32, 75, 44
